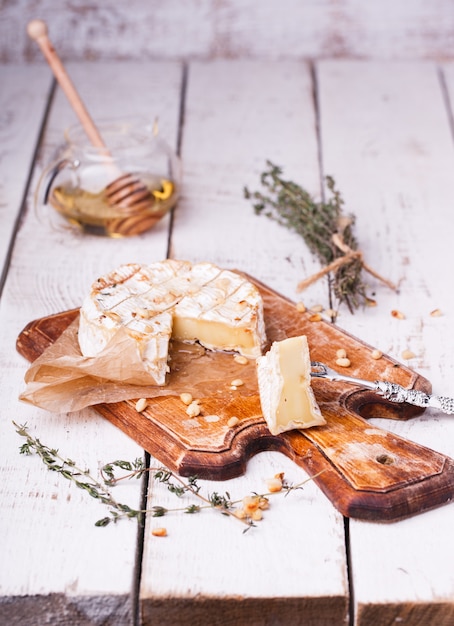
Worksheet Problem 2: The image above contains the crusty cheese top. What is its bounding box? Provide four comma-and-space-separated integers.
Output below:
78, 259, 267, 385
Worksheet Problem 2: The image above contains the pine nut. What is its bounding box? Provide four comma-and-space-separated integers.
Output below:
227, 416, 240, 428
242, 495, 260, 514
231, 379, 244, 387
258, 497, 270, 510
234, 355, 249, 365
336, 348, 347, 359
266, 476, 283, 493
402, 349, 416, 360
179, 392, 193, 406
234, 508, 247, 520
186, 401, 201, 417
371, 349, 383, 360
391, 309, 405, 319
135, 398, 148, 413
335, 357, 351, 368
152, 527, 167, 537
296, 301, 306, 313
324, 308, 337, 320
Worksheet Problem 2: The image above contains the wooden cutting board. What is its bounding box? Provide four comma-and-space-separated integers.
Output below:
16, 276, 454, 522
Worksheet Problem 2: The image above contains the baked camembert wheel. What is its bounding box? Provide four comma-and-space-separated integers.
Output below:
78, 259, 267, 385
256, 335, 325, 434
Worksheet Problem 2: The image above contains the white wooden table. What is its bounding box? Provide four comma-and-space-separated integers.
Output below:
2, 58, 454, 626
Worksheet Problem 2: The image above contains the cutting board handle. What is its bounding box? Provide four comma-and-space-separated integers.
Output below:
280, 399, 454, 521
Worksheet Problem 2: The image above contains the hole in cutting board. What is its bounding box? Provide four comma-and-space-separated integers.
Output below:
376, 454, 395, 465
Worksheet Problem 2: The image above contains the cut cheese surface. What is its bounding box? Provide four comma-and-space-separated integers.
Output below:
256, 335, 325, 435
78, 260, 266, 385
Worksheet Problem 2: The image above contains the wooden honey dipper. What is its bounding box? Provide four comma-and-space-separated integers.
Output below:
27, 19, 155, 215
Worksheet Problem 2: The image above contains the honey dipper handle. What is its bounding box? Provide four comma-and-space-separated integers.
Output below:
27, 19, 107, 151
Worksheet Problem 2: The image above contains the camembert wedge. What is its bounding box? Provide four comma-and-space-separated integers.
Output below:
78, 260, 266, 385
256, 335, 325, 435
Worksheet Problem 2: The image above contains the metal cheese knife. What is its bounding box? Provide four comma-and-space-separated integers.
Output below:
311, 361, 454, 415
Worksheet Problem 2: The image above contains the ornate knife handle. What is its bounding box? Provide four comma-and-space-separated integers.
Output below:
311, 362, 454, 415
374, 381, 454, 415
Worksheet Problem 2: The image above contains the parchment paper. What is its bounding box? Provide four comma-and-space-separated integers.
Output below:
19, 317, 258, 413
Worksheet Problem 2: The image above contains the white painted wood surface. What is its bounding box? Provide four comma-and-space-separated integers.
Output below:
2, 1, 454, 64
318, 60, 454, 625
0, 64, 50, 287
2, 57, 454, 626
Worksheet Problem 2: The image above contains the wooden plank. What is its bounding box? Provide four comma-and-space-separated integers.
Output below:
3, 1, 454, 62
0, 64, 50, 287
0, 61, 183, 624
171, 59, 327, 302
140, 60, 349, 625
317, 59, 454, 625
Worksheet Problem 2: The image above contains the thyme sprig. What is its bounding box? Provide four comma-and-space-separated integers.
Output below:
101, 461, 255, 531
244, 161, 394, 312
14, 422, 143, 526
14, 422, 323, 533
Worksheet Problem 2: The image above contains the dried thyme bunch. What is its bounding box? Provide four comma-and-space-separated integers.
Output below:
244, 161, 393, 312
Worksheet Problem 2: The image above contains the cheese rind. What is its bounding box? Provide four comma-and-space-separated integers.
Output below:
78, 260, 266, 385
256, 335, 325, 435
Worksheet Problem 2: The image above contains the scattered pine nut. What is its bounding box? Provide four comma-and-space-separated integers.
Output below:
266, 476, 283, 493
296, 302, 306, 313
258, 496, 270, 510
371, 349, 383, 360
366, 297, 377, 307
324, 308, 337, 320
430, 308, 442, 317
242, 495, 260, 514
231, 378, 244, 387
135, 398, 148, 413
179, 392, 193, 406
335, 357, 351, 368
391, 309, 405, 319
402, 349, 416, 360
336, 348, 347, 359
186, 401, 201, 418
234, 355, 249, 365
310, 304, 324, 313
227, 416, 240, 428
236, 495, 269, 521
152, 527, 167, 537
308, 313, 322, 322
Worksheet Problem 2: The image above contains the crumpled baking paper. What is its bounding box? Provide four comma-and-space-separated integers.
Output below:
19, 315, 258, 413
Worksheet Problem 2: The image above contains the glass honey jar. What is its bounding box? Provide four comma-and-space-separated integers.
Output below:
36, 118, 181, 237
